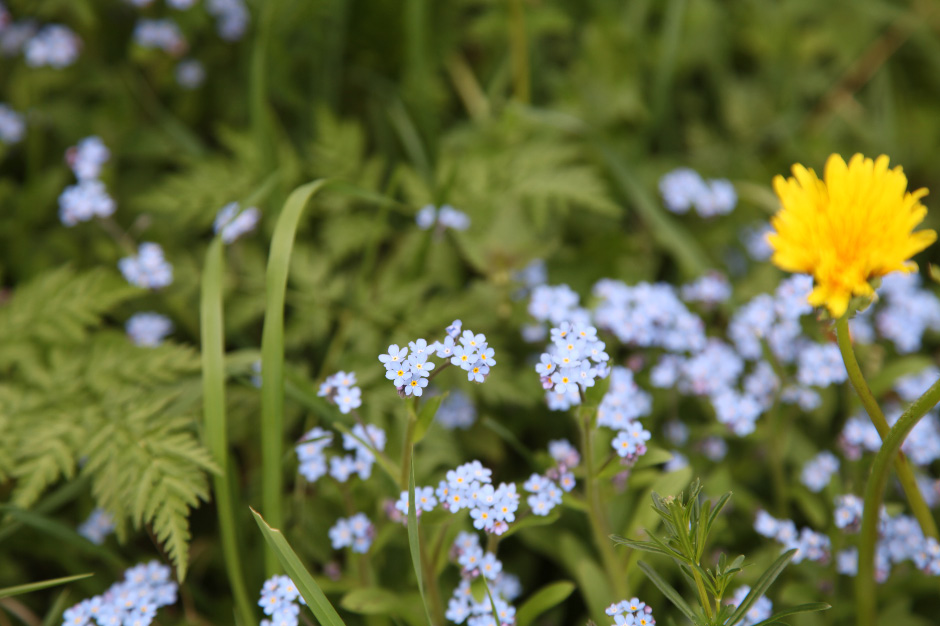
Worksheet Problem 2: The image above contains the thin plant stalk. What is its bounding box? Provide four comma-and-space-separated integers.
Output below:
835, 315, 939, 540
200, 238, 255, 625
400, 400, 419, 491
856, 377, 940, 626
578, 407, 628, 600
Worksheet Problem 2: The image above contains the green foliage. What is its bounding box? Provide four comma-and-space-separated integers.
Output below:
0, 268, 215, 580
614, 480, 830, 626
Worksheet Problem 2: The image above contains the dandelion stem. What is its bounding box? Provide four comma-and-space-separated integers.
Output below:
835, 315, 939, 540
857, 376, 940, 626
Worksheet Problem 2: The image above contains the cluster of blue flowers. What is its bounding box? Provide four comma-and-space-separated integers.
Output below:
295, 423, 386, 484
328, 513, 374, 553
61, 562, 177, 626
519, 440, 579, 517
317, 371, 363, 414
119, 242, 174, 290
605, 597, 656, 626
754, 510, 831, 565
77, 508, 115, 545
800, 451, 839, 493
728, 586, 772, 626
593, 280, 707, 352
679, 272, 732, 306
380, 322, 496, 397
214, 202, 260, 244
125, 312, 174, 347
535, 321, 610, 410
446, 532, 520, 626
0, 4, 80, 69
416, 204, 471, 233
829, 504, 940, 581
122, 0, 249, 88
596, 367, 652, 461
436, 460, 519, 534
59, 137, 115, 227
257, 575, 306, 626
874, 273, 940, 353
133, 19, 186, 55
0, 102, 24, 144
659, 167, 737, 217
436, 390, 478, 430
841, 408, 940, 468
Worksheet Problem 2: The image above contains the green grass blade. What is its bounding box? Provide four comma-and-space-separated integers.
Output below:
727, 549, 796, 626
261, 179, 330, 575
0, 574, 93, 600
251, 508, 347, 626
637, 561, 697, 622
514, 581, 575, 626
201, 237, 256, 624
407, 451, 434, 626
42, 588, 73, 626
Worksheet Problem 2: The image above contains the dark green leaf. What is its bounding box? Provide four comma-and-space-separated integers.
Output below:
515, 581, 576, 626
637, 561, 697, 622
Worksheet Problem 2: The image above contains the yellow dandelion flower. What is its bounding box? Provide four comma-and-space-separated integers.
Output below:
768, 153, 936, 318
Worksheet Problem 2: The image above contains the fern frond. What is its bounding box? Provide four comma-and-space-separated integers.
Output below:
0, 267, 137, 352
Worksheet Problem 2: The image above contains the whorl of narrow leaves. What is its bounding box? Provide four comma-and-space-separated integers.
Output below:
0, 269, 216, 580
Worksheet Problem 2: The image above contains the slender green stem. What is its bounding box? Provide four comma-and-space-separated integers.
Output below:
400, 401, 419, 491
691, 567, 714, 622
579, 408, 628, 600
835, 316, 939, 540
857, 376, 940, 626
201, 238, 256, 625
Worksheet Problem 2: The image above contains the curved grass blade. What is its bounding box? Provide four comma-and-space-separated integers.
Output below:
201, 237, 256, 623
251, 508, 347, 626
407, 451, 435, 626
260, 179, 330, 575
0, 574, 93, 600
636, 561, 696, 622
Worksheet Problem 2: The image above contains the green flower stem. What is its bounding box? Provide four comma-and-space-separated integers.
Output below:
578, 408, 628, 600
400, 400, 419, 491
691, 567, 714, 622
835, 316, 939, 540
399, 404, 444, 624
856, 376, 940, 626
